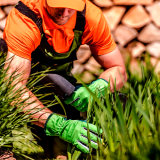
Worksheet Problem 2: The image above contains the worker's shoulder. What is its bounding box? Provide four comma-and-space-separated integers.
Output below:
20, 0, 42, 15
85, 0, 102, 24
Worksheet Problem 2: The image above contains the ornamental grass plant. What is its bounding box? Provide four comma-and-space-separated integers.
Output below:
0, 48, 57, 159
67, 54, 160, 160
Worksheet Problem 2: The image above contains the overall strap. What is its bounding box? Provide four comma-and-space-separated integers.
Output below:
75, 4, 86, 31
15, 1, 42, 33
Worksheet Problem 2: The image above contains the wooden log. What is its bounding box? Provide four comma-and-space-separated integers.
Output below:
102, 6, 126, 31
114, 25, 138, 47
0, 0, 19, 6
0, 17, 6, 30
84, 56, 102, 76
76, 45, 91, 63
85, 56, 101, 68
127, 41, 146, 58
0, 7, 5, 20
3, 5, 14, 15
71, 61, 84, 75
111, 31, 116, 41
79, 44, 90, 50
129, 58, 142, 76
122, 5, 151, 28
84, 63, 102, 76
93, 0, 113, 8
150, 57, 160, 74
0, 30, 3, 38
113, 0, 153, 5
146, 41, 160, 58
80, 71, 96, 83
119, 47, 131, 64
138, 23, 160, 43
146, 1, 160, 28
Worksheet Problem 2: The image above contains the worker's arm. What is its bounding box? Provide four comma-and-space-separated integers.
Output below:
5, 51, 52, 128
94, 46, 127, 92
5, 52, 102, 153
65, 46, 127, 112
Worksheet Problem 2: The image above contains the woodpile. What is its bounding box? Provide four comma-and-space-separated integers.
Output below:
1, 0, 160, 81
96, 0, 160, 75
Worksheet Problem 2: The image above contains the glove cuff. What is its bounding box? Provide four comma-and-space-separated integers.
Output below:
44, 113, 53, 135
44, 114, 66, 136
99, 78, 109, 85
92, 78, 108, 85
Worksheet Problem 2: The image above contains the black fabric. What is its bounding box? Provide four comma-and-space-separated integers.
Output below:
0, 38, 8, 53
74, 4, 86, 31
31, 42, 77, 66
15, 1, 42, 32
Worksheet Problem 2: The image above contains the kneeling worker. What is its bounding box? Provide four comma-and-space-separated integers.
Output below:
3, 0, 127, 159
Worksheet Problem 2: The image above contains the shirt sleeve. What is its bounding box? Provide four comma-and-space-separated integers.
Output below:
3, 8, 41, 60
82, 6, 116, 55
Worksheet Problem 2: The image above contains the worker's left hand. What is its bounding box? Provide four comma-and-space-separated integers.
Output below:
64, 79, 108, 112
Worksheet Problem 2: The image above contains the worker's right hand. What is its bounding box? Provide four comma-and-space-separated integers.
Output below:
44, 114, 102, 153
64, 79, 108, 112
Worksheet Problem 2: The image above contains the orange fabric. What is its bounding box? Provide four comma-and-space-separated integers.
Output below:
46, 0, 85, 11
3, 0, 116, 61
42, 1, 77, 53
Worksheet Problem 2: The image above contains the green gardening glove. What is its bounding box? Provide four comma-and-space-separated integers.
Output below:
44, 114, 102, 153
64, 79, 108, 112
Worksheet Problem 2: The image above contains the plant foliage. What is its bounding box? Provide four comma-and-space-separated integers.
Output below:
0, 51, 54, 159
67, 54, 160, 160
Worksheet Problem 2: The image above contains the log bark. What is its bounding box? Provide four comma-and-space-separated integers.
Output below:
122, 5, 151, 28
103, 6, 126, 31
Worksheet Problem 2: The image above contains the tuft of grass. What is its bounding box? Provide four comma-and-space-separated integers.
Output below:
0, 51, 57, 159
67, 54, 160, 160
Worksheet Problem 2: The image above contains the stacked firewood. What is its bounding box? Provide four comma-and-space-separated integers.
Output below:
77, 0, 160, 78
93, 0, 160, 57
0, 0, 160, 82
92, 0, 160, 75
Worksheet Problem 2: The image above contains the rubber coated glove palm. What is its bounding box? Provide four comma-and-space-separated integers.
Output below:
64, 79, 108, 112
45, 114, 102, 153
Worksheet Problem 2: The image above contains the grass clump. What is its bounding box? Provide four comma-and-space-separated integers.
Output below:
0, 49, 55, 159
67, 54, 160, 160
